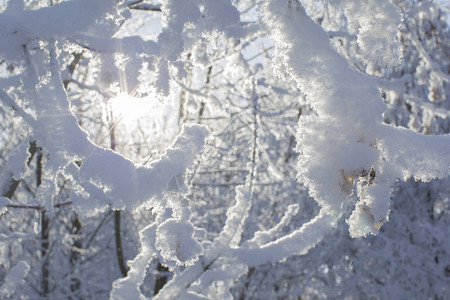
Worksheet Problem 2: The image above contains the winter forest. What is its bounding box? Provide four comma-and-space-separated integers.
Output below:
0, 0, 449, 299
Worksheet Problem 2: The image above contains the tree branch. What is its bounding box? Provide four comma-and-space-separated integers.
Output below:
114, 210, 129, 277
129, 2, 162, 11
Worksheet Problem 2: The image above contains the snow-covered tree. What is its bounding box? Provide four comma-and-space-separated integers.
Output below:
0, 0, 449, 299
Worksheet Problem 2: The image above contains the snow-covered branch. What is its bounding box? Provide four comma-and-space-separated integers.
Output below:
259, 0, 449, 237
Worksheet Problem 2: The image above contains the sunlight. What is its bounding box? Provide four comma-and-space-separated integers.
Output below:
109, 93, 151, 123
107, 91, 179, 151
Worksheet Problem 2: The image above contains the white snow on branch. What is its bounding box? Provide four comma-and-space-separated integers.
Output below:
328, 0, 403, 69
259, 0, 450, 237
76, 124, 210, 211
210, 186, 251, 250
2, 0, 118, 38
2, 41, 210, 214
0, 261, 30, 298
232, 211, 337, 266
110, 224, 157, 300
153, 185, 251, 299
0, 197, 11, 215
247, 203, 299, 247
5, 141, 30, 181
156, 218, 204, 267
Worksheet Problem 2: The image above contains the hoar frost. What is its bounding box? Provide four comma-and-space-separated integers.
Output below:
0, 261, 30, 298
260, 0, 450, 237
156, 218, 204, 266
1, 0, 449, 299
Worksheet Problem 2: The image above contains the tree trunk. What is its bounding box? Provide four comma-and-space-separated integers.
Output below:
36, 151, 49, 297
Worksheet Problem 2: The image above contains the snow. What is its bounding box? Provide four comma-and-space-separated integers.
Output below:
74, 124, 210, 211
0, 0, 119, 61
329, 0, 403, 69
110, 224, 157, 300
0, 261, 30, 298
0, 0, 449, 298
247, 203, 299, 246
210, 186, 251, 252
260, 0, 450, 237
5, 0, 117, 38
156, 218, 204, 266
0, 196, 11, 215
5, 141, 29, 181
232, 211, 337, 266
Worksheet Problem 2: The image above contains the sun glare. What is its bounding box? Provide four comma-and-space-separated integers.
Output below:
107, 91, 179, 154
109, 92, 175, 130
109, 93, 150, 123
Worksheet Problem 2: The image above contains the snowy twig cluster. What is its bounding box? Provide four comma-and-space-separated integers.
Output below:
0, 0, 449, 299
